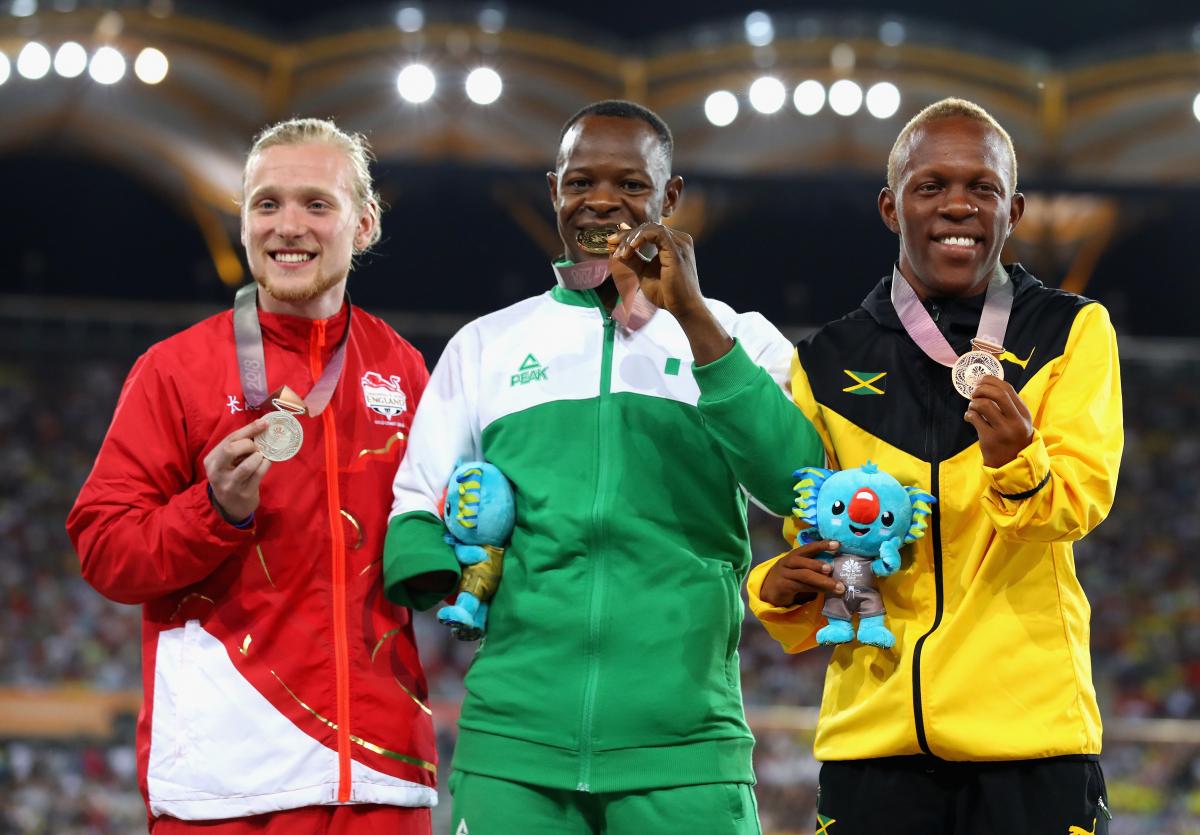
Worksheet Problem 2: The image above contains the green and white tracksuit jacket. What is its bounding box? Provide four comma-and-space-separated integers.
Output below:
383, 282, 822, 793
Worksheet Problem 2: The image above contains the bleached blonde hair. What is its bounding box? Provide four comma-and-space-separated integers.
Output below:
244, 117, 382, 250
887, 98, 1017, 192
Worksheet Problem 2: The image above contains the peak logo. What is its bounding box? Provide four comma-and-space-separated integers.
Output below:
511, 354, 548, 386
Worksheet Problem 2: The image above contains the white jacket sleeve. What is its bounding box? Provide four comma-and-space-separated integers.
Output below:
389, 323, 483, 521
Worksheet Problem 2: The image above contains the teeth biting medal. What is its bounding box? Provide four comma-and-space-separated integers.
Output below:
552, 223, 657, 331
576, 225, 619, 255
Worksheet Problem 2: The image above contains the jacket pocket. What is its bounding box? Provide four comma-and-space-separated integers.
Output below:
147, 620, 202, 792
721, 563, 741, 690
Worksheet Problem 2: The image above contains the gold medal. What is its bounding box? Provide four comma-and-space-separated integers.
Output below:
951, 350, 1004, 398
577, 225, 619, 255
254, 400, 304, 462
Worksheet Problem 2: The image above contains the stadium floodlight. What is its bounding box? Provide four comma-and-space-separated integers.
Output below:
0, 53, 10, 86
829, 79, 863, 116
54, 41, 87, 78
465, 67, 502, 105
744, 11, 774, 47
396, 6, 424, 33
865, 81, 901, 119
16, 42, 51, 80
396, 63, 435, 103
793, 80, 825, 116
1194, 92, 1200, 123
704, 90, 739, 127
879, 20, 906, 47
478, 6, 505, 34
88, 46, 126, 85
134, 47, 169, 84
748, 76, 786, 115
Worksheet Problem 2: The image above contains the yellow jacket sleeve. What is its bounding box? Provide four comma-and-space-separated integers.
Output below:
746, 553, 827, 654
980, 302, 1123, 542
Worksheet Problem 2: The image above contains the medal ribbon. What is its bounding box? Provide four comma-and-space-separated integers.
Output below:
889, 264, 1013, 367
550, 259, 655, 330
552, 258, 609, 291
233, 283, 353, 416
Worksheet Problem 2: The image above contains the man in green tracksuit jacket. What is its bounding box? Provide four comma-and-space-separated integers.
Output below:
382, 100, 827, 834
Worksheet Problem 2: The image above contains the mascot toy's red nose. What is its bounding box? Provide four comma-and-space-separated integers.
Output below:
848, 488, 880, 524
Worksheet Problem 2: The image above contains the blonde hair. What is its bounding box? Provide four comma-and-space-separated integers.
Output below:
886, 98, 1017, 192
244, 117, 382, 251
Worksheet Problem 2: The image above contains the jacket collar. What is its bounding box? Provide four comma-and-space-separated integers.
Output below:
255, 299, 351, 350
862, 263, 1038, 338
549, 284, 605, 310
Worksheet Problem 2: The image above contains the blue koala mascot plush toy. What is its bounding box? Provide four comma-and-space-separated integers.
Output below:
438, 461, 515, 641
792, 461, 935, 649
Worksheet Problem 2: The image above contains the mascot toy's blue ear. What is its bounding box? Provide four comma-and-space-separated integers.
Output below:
438, 461, 515, 641
903, 485, 936, 545
443, 461, 515, 547
792, 466, 834, 527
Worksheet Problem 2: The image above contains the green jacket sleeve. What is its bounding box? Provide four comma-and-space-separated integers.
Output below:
383, 510, 462, 611
695, 339, 824, 515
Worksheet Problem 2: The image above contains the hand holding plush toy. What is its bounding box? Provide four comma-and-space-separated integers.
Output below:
438, 461, 515, 641
792, 462, 935, 649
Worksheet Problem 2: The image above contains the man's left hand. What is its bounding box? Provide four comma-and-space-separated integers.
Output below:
964, 375, 1034, 468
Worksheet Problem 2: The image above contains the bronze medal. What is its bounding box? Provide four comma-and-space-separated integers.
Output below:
951, 350, 1004, 398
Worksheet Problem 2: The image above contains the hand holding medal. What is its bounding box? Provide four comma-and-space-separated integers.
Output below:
610, 221, 707, 332
964, 375, 1033, 468
232, 282, 351, 461
203, 419, 274, 523
549, 223, 659, 330
891, 265, 1032, 466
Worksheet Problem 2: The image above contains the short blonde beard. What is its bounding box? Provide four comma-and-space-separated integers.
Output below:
254, 268, 345, 305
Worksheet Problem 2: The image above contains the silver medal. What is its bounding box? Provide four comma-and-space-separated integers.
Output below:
255, 409, 303, 462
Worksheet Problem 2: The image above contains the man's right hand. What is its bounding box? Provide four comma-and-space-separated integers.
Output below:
758, 538, 844, 608
203, 419, 272, 523
609, 222, 733, 365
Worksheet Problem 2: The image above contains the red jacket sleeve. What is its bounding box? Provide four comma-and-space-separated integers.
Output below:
67, 348, 253, 605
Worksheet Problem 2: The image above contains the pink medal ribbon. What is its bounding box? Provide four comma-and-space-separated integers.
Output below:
890, 265, 1014, 398
551, 259, 656, 331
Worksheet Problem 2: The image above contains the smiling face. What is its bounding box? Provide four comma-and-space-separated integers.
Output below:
816, 469, 914, 557
547, 115, 681, 263
241, 142, 374, 316
879, 116, 1024, 300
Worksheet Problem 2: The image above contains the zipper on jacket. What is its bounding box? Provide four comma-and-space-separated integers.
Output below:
910, 352, 946, 757
311, 318, 352, 801
577, 309, 615, 792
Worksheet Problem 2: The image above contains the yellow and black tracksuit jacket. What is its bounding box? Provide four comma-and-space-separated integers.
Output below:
745, 265, 1123, 762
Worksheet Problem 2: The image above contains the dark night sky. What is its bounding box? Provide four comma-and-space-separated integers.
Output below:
213, 0, 1198, 54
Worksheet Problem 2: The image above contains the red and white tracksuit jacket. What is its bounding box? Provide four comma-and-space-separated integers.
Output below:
68, 301, 435, 821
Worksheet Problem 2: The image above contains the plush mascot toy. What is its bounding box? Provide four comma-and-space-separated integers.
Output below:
438, 461, 515, 641
792, 461, 935, 649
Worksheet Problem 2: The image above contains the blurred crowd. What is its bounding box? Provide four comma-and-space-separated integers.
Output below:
1, 350, 1197, 834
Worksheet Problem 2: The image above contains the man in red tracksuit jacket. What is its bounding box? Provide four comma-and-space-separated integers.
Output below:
68, 118, 444, 834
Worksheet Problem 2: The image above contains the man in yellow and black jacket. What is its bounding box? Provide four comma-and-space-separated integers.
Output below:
685, 98, 1123, 833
